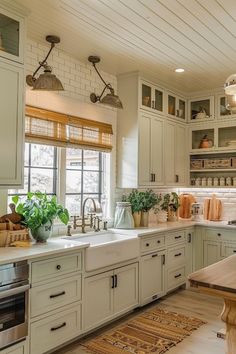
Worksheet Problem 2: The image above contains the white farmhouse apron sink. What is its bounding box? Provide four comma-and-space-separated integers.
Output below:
62, 232, 139, 271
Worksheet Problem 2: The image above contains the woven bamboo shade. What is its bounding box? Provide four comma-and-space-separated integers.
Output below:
25, 106, 113, 151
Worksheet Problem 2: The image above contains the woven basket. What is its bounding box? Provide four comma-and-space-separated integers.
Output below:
0, 229, 30, 247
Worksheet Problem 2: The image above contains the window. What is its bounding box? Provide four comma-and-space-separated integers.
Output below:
8, 143, 109, 218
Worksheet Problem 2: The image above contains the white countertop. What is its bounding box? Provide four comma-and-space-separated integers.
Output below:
111, 219, 236, 237
0, 238, 89, 265
1, 219, 236, 265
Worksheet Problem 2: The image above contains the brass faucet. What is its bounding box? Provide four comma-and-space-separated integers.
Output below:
71, 197, 98, 234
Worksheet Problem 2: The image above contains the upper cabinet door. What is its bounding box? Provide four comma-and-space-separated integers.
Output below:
0, 61, 24, 186
167, 93, 186, 121
139, 113, 152, 185
189, 96, 214, 122
175, 124, 187, 185
0, 7, 25, 64
151, 117, 164, 185
140, 80, 164, 114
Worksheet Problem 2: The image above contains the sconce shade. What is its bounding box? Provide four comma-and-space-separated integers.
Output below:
100, 92, 123, 109
32, 66, 64, 91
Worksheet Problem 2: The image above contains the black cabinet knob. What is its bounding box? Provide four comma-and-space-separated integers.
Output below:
56, 265, 61, 270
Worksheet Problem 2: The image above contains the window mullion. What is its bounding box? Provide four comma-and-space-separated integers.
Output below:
58, 147, 66, 207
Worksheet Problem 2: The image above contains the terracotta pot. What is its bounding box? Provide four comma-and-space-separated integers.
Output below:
133, 211, 141, 227
140, 211, 149, 227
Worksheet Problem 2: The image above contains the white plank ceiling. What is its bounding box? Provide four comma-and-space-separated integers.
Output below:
14, 0, 236, 93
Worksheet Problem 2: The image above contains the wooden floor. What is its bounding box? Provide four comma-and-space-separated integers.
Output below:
52, 289, 225, 354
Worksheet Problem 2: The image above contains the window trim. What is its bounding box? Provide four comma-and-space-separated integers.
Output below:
9, 143, 107, 218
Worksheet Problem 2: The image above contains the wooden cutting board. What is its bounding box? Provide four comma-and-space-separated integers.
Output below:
203, 195, 222, 221
179, 194, 196, 219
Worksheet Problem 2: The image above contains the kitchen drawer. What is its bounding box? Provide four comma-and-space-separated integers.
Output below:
221, 242, 236, 258
204, 228, 236, 242
140, 234, 165, 253
31, 252, 82, 284
1, 344, 24, 354
30, 274, 82, 317
167, 245, 186, 268
30, 303, 81, 354
167, 266, 186, 291
166, 231, 185, 246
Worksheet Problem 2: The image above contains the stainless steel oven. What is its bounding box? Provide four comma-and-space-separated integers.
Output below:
0, 260, 29, 349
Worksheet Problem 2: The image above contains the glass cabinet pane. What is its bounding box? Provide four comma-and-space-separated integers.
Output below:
220, 97, 231, 116
219, 126, 236, 148
168, 95, 176, 116
178, 99, 185, 119
192, 129, 214, 150
142, 84, 152, 108
190, 99, 210, 120
154, 89, 163, 111
0, 13, 19, 57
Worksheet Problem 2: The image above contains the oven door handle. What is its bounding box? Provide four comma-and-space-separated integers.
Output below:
0, 284, 30, 299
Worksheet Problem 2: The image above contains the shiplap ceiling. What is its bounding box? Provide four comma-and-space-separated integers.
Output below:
14, 0, 236, 93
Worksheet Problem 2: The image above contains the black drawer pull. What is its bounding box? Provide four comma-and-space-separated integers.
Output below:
51, 322, 66, 331
157, 240, 161, 244
111, 275, 115, 289
146, 243, 150, 247
152, 254, 158, 258
233, 250, 236, 253
174, 253, 182, 257
174, 273, 182, 278
50, 291, 66, 299
175, 236, 182, 239
56, 265, 61, 270
217, 233, 221, 237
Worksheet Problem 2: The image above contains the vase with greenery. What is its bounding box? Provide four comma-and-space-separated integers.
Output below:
140, 189, 159, 227
154, 192, 180, 222
12, 192, 69, 243
168, 192, 180, 221
122, 190, 143, 227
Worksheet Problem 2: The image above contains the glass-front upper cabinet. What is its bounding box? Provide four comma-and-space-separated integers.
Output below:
140, 80, 163, 114
218, 95, 233, 119
189, 96, 214, 122
0, 8, 25, 63
167, 93, 186, 121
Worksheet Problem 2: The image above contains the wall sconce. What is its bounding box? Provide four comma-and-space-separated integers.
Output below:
26, 35, 64, 91
88, 56, 123, 109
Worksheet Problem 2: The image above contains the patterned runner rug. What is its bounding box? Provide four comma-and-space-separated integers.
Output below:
81, 307, 206, 354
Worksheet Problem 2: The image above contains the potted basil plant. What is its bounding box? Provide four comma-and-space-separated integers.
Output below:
12, 192, 69, 243
140, 190, 159, 227
122, 190, 143, 227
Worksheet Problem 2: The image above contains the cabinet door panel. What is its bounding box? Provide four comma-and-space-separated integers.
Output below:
203, 241, 220, 267
114, 263, 138, 314
175, 125, 186, 185
139, 114, 151, 185
84, 271, 113, 330
165, 121, 175, 184
0, 61, 23, 186
140, 252, 165, 305
151, 118, 164, 185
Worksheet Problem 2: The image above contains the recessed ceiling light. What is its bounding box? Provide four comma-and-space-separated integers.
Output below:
175, 68, 185, 73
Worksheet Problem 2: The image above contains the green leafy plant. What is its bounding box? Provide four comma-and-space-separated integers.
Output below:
140, 189, 159, 212
122, 190, 143, 213
155, 192, 180, 212
169, 192, 180, 212
12, 192, 69, 231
